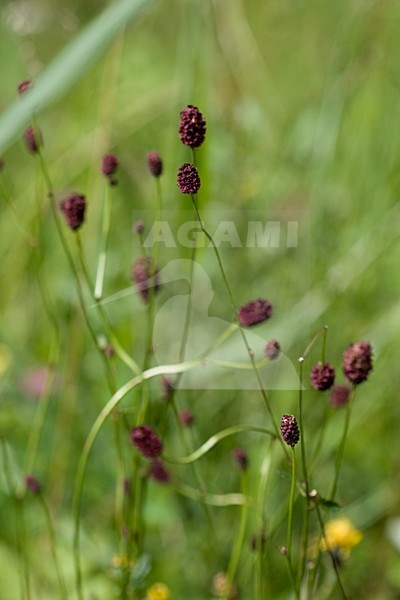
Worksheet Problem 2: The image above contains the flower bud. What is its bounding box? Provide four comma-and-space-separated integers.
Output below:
237, 299, 272, 327
179, 105, 206, 148
23, 126, 41, 154
232, 448, 248, 470
101, 154, 119, 186
147, 151, 163, 177
280, 414, 300, 447
60, 193, 86, 231
24, 474, 41, 495
329, 385, 351, 408
310, 362, 335, 391
265, 339, 281, 360
149, 459, 171, 484
131, 425, 163, 458
132, 255, 160, 303
179, 409, 194, 426
177, 163, 201, 194
342, 341, 373, 384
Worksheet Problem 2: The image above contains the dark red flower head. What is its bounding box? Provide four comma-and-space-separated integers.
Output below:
342, 341, 373, 384
265, 339, 281, 360
179, 105, 206, 148
132, 255, 160, 303
280, 414, 300, 447
177, 163, 201, 194
24, 474, 41, 495
238, 299, 272, 327
102, 154, 119, 185
311, 362, 335, 391
131, 425, 163, 458
134, 220, 144, 235
60, 193, 86, 231
329, 385, 351, 408
147, 151, 163, 177
232, 448, 248, 470
18, 80, 33, 95
23, 126, 41, 153
149, 459, 171, 484
179, 409, 194, 427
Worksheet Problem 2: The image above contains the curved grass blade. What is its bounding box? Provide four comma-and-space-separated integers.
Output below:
0, 0, 155, 153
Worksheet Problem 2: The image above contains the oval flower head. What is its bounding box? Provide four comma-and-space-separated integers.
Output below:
320, 517, 362, 561
237, 298, 272, 327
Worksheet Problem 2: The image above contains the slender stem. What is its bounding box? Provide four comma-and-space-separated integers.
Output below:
24, 280, 60, 475
315, 503, 347, 599
94, 183, 113, 300
298, 357, 310, 586
39, 495, 67, 599
255, 441, 274, 600
16, 498, 31, 600
321, 325, 328, 364
0, 174, 36, 244
37, 149, 116, 388
72, 357, 202, 599
286, 447, 300, 599
329, 386, 356, 502
190, 196, 288, 460
76, 231, 140, 375
225, 471, 249, 598
300, 326, 327, 361
287, 448, 296, 563
153, 176, 163, 269
1, 440, 31, 600
164, 424, 275, 465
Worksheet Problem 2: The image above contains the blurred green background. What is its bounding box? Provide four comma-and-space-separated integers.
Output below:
1, 0, 400, 598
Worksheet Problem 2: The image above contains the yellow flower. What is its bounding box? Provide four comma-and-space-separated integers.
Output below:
146, 582, 170, 600
212, 572, 238, 599
111, 555, 129, 569
320, 517, 362, 559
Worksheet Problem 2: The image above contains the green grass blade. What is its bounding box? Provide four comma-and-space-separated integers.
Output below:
0, 0, 155, 153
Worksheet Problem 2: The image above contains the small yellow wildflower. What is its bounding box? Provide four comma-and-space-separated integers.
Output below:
212, 572, 238, 599
111, 555, 129, 569
320, 517, 362, 560
146, 582, 170, 600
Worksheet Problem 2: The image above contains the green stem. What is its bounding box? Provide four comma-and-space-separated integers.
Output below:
329, 386, 356, 502
315, 503, 347, 600
164, 424, 275, 464
16, 498, 31, 600
255, 441, 275, 600
298, 357, 310, 587
24, 279, 60, 475
300, 326, 327, 361
321, 325, 328, 364
0, 174, 36, 243
36, 148, 116, 387
76, 231, 140, 375
225, 471, 249, 598
72, 358, 202, 599
286, 447, 299, 599
191, 196, 288, 460
1, 440, 31, 600
39, 495, 67, 599
94, 183, 113, 300
152, 176, 163, 269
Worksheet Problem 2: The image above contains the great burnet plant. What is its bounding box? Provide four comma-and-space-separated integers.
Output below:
0, 91, 375, 600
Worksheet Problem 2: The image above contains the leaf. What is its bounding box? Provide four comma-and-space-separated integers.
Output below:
0, 0, 155, 153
